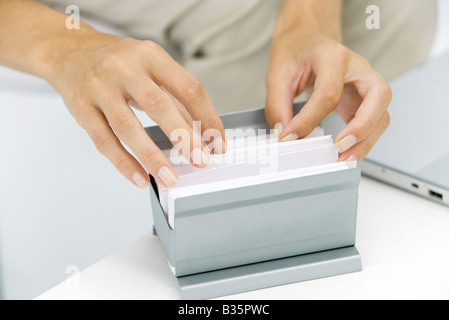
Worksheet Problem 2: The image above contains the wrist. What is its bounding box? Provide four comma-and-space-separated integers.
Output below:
39, 25, 99, 84
274, 0, 342, 41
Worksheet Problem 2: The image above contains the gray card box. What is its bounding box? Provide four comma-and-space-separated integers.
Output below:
146, 103, 362, 299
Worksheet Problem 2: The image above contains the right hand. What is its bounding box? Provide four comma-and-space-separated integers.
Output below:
48, 32, 226, 189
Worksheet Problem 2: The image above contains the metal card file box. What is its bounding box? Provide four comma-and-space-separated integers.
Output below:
146, 103, 362, 299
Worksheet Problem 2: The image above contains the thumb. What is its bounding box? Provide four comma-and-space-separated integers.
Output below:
265, 68, 296, 136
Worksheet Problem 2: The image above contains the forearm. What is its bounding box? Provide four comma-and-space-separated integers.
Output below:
0, 0, 96, 81
275, 0, 342, 41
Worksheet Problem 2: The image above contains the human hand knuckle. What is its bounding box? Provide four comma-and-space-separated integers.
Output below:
380, 82, 393, 102
93, 134, 111, 154
112, 115, 134, 134
355, 119, 371, 133
370, 80, 392, 104
142, 40, 161, 52
99, 51, 126, 72
353, 53, 370, 67
183, 79, 206, 100
142, 91, 169, 115
69, 101, 90, 120
321, 87, 342, 107
332, 42, 348, 56
114, 157, 128, 172
85, 71, 103, 91
203, 116, 223, 132
359, 143, 372, 159
140, 148, 158, 167
299, 116, 315, 134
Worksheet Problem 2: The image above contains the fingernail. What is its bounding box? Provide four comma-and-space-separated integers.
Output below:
207, 136, 226, 154
191, 148, 210, 168
346, 155, 358, 162
132, 172, 149, 189
336, 134, 357, 153
158, 166, 178, 188
273, 123, 283, 139
280, 133, 298, 142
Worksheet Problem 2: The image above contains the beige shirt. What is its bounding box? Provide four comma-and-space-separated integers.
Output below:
38, 0, 437, 113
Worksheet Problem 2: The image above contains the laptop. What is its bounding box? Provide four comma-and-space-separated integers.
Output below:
322, 51, 449, 206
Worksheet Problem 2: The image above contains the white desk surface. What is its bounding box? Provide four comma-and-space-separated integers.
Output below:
37, 176, 449, 300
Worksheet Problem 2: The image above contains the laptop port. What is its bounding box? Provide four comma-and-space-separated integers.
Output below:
411, 183, 419, 189
428, 190, 443, 201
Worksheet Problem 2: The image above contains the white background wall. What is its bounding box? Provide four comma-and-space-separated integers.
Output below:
0, 1, 448, 300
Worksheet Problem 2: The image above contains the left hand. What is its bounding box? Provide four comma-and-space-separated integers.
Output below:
265, 26, 392, 161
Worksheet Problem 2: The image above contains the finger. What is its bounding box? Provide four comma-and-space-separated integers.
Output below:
160, 86, 195, 130
160, 86, 223, 161
129, 92, 193, 131
335, 73, 392, 154
80, 107, 152, 189
265, 59, 305, 136
123, 75, 210, 168
279, 53, 346, 142
130, 87, 196, 130
91, 95, 179, 188
158, 86, 226, 157
338, 111, 390, 161
142, 45, 226, 152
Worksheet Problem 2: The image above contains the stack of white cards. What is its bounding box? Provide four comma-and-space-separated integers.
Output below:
156, 127, 357, 229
